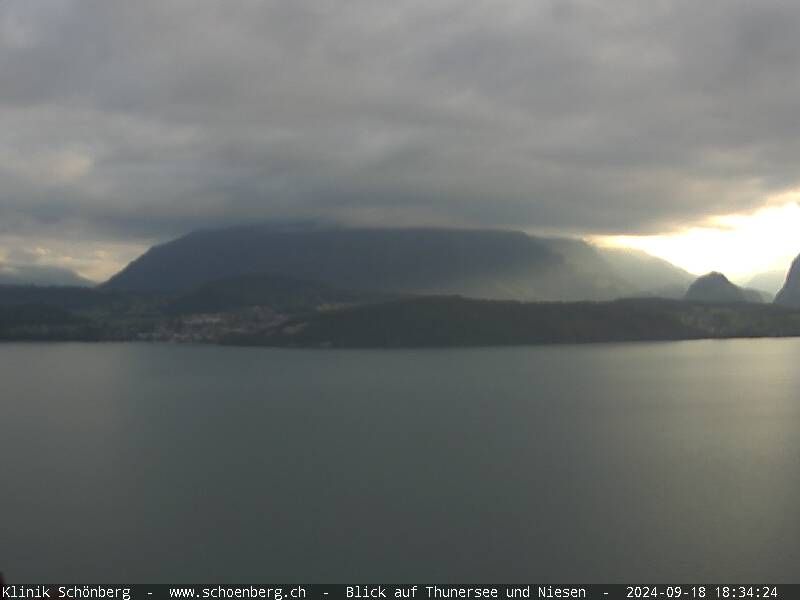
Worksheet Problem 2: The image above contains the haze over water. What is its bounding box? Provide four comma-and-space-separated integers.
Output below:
2, 340, 799, 582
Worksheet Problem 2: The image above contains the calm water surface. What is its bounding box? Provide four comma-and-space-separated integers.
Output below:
1, 340, 799, 582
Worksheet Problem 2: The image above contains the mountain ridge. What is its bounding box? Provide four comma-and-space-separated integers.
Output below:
103, 225, 694, 302
0, 263, 92, 287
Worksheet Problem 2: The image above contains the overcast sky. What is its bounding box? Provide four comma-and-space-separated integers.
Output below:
3, 0, 800, 280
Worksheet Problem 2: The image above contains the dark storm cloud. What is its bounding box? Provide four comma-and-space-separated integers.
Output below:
3, 0, 800, 244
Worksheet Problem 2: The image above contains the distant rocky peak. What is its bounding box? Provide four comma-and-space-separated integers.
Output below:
703, 271, 729, 282
775, 254, 800, 307
684, 271, 755, 303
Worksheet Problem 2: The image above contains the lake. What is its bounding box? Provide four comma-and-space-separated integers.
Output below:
1, 339, 799, 583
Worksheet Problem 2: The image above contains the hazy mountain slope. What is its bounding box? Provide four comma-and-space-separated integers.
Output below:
104, 225, 695, 302
597, 247, 694, 296
740, 288, 766, 303
535, 238, 634, 300
685, 272, 764, 303
775, 255, 800, 307
747, 269, 788, 296
103, 226, 628, 300
515, 238, 693, 299
0, 263, 92, 287
166, 273, 388, 315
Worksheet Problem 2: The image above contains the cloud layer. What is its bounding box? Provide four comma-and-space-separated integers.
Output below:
3, 0, 800, 277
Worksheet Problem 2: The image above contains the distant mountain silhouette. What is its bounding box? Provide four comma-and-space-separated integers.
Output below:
684, 272, 764, 303
775, 255, 800, 307
0, 263, 92, 287
104, 226, 557, 298
103, 225, 692, 302
747, 269, 788, 297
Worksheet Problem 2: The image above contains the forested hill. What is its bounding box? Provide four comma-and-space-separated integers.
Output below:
224, 296, 800, 349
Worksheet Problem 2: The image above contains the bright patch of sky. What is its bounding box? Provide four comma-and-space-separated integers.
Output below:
595, 194, 800, 283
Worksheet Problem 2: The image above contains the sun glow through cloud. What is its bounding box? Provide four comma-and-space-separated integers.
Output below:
594, 196, 800, 284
